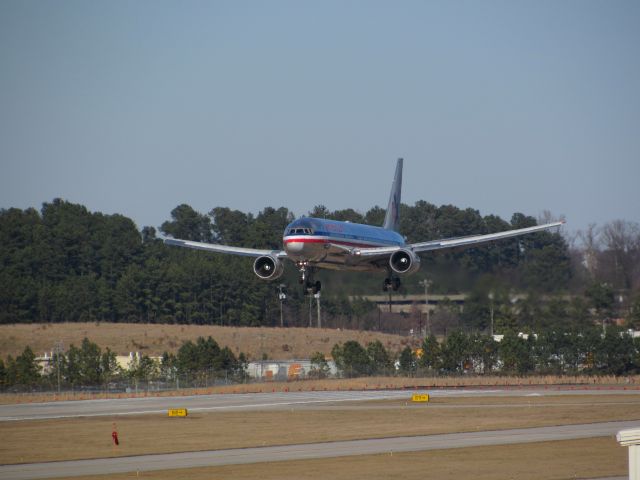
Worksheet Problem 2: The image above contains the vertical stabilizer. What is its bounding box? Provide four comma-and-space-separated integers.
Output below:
382, 158, 403, 231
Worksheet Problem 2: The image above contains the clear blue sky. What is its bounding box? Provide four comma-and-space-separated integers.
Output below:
1, 1, 638, 235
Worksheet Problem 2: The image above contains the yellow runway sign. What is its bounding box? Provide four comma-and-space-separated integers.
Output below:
168, 408, 188, 417
411, 394, 429, 403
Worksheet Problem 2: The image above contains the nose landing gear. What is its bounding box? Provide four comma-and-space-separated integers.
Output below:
298, 262, 321, 295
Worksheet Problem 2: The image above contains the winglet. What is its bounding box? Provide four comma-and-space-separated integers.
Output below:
382, 158, 403, 231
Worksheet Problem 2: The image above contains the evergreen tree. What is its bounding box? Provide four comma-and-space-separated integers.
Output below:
0, 358, 6, 388
309, 352, 330, 379
366, 340, 393, 375
79, 338, 103, 385
13, 347, 40, 386
440, 331, 470, 373
420, 335, 441, 371
498, 332, 534, 375
332, 341, 371, 377
101, 348, 119, 385
161, 204, 213, 242
398, 346, 416, 376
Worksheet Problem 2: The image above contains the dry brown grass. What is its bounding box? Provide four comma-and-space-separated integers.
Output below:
0, 322, 416, 360
2, 394, 639, 465
2, 375, 640, 405
2, 322, 640, 407
48, 437, 628, 480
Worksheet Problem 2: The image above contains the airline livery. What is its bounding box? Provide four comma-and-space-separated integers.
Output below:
165, 159, 563, 293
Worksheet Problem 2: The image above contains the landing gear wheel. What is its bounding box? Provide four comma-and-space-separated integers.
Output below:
305, 280, 321, 295
301, 266, 318, 295
383, 277, 401, 292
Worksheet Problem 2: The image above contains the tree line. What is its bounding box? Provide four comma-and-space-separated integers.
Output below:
0, 336, 247, 391
2, 325, 639, 391
328, 325, 639, 378
1, 198, 638, 332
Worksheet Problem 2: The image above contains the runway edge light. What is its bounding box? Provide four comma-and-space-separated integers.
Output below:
411, 394, 429, 403
168, 408, 188, 417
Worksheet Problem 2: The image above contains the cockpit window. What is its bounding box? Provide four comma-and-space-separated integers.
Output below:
287, 228, 314, 235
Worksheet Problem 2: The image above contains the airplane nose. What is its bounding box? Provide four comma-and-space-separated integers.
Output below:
285, 240, 304, 254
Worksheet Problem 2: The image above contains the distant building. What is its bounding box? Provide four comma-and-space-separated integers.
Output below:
35, 351, 161, 374
246, 359, 338, 380
356, 294, 466, 314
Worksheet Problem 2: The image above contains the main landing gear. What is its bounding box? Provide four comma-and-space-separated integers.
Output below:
382, 270, 401, 312
383, 276, 401, 292
298, 262, 321, 295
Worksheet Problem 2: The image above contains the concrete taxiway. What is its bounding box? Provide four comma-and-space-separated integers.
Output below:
1, 420, 636, 480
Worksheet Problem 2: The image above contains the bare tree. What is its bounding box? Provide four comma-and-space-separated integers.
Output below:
578, 223, 601, 280
431, 298, 461, 336
599, 220, 640, 290
537, 210, 566, 225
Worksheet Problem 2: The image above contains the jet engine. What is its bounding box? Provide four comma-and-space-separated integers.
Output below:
389, 248, 421, 275
253, 255, 285, 280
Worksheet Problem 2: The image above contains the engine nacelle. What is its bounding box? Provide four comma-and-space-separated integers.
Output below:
389, 248, 421, 275
253, 255, 285, 280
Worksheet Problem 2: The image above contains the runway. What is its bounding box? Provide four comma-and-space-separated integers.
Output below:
1, 420, 636, 480
0, 389, 434, 421
2, 387, 637, 421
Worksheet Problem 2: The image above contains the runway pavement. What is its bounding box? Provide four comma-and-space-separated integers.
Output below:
3, 387, 638, 421
1, 420, 636, 480
0, 389, 434, 421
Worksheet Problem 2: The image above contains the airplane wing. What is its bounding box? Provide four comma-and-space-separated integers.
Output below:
355, 221, 565, 257
164, 238, 288, 259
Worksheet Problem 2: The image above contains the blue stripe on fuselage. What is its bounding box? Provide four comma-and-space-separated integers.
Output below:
285, 217, 405, 247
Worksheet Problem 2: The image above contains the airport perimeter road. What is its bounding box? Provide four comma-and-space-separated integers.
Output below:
1, 420, 636, 480
2, 387, 639, 421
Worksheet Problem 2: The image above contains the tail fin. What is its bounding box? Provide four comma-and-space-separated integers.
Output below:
382, 158, 403, 231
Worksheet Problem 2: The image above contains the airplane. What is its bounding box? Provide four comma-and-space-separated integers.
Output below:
165, 158, 564, 294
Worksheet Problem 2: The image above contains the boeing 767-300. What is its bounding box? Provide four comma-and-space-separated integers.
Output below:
165, 159, 563, 293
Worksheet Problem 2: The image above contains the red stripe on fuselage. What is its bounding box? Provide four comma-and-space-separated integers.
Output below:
284, 238, 386, 249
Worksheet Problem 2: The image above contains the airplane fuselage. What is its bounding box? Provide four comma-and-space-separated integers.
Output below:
283, 217, 404, 271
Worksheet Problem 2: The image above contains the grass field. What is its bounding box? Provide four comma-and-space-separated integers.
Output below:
3, 374, 639, 406
0, 322, 416, 360
2, 322, 639, 478
51, 437, 628, 480
2, 394, 639, 465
